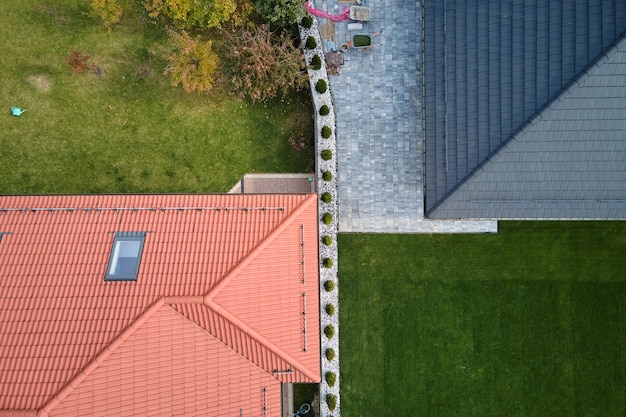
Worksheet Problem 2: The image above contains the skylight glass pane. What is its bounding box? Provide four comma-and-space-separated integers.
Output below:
105, 233, 146, 281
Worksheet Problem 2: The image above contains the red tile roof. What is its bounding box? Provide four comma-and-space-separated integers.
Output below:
0, 194, 320, 416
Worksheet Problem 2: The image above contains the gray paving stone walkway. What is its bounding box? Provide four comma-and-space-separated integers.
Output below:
318, 0, 423, 232
316, 0, 496, 233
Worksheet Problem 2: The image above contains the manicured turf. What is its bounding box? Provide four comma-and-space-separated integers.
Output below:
339, 222, 626, 417
0, 0, 312, 194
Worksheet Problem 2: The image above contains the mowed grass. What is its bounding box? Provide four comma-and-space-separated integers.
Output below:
0, 0, 313, 194
338, 222, 626, 417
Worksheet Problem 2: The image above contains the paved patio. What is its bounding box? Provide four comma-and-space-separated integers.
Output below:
317, 0, 423, 232
316, 0, 497, 233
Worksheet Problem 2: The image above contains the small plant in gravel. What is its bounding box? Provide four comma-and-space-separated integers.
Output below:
321, 149, 332, 160
301, 14, 313, 29
321, 125, 332, 138
321, 192, 332, 203
325, 371, 337, 387
322, 235, 333, 246
324, 325, 335, 339
322, 257, 333, 268
325, 303, 335, 316
310, 54, 322, 70
305, 36, 317, 50
326, 394, 337, 411
322, 171, 332, 181
322, 212, 333, 224
319, 104, 330, 116
325, 348, 335, 361
324, 280, 335, 292
315, 79, 327, 93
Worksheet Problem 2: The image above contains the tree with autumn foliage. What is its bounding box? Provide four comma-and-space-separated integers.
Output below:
88, 0, 129, 28
162, 28, 219, 93
144, 0, 238, 29
220, 24, 307, 101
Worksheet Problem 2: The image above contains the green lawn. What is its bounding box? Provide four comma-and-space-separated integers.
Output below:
0, 0, 313, 194
339, 222, 626, 417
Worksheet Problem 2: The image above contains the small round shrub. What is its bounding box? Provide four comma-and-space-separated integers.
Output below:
301, 15, 313, 29
322, 235, 332, 246
315, 79, 327, 94
321, 192, 332, 203
324, 280, 335, 292
324, 324, 335, 339
322, 257, 333, 268
326, 394, 337, 411
322, 171, 332, 181
321, 125, 332, 138
310, 54, 322, 70
305, 36, 317, 50
325, 371, 337, 387
319, 104, 330, 116
322, 212, 333, 224
325, 348, 335, 361
325, 303, 335, 316
321, 149, 332, 160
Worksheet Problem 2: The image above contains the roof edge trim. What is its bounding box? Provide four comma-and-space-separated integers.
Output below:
0, 411, 38, 417
39, 298, 166, 416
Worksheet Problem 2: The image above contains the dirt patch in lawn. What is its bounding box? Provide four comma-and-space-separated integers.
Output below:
26, 75, 52, 93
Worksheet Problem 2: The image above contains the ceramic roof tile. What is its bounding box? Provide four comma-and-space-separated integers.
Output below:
0, 194, 319, 415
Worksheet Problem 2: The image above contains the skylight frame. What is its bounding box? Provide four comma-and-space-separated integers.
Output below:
105, 232, 147, 281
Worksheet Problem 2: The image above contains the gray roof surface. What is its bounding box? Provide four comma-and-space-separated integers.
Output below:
430, 35, 626, 219
424, 0, 626, 218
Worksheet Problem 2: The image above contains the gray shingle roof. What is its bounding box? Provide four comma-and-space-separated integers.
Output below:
429, 35, 626, 219
424, 0, 626, 218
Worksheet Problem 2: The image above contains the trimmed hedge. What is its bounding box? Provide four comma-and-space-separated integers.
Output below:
326, 394, 337, 411
324, 324, 335, 339
322, 212, 333, 224
322, 235, 333, 246
325, 371, 337, 387
325, 303, 335, 316
325, 348, 335, 361
305, 36, 317, 50
321, 192, 332, 203
315, 79, 327, 94
322, 257, 333, 268
301, 14, 313, 29
324, 280, 335, 292
319, 104, 330, 116
310, 54, 322, 70
321, 149, 332, 160
322, 171, 332, 181
321, 125, 332, 138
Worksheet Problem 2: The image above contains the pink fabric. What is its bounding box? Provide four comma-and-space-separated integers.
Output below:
305, 1, 350, 22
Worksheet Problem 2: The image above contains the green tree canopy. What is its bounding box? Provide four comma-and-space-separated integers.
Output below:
252, 0, 305, 27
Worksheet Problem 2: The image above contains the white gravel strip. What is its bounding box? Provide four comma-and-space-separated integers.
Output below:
298, 9, 341, 417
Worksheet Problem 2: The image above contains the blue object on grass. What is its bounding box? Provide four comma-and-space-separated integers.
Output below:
11, 107, 26, 116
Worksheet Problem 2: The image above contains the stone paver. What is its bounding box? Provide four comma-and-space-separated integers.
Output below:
316, 0, 496, 233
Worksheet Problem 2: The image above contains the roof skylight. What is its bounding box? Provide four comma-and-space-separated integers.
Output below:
105, 232, 146, 281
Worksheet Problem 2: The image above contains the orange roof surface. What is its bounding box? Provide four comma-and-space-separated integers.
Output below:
0, 194, 320, 417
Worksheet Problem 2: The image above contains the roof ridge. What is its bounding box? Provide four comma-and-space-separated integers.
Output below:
38, 299, 166, 417
428, 32, 626, 216
164, 297, 317, 381
204, 194, 316, 301
205, 299, 318, 381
